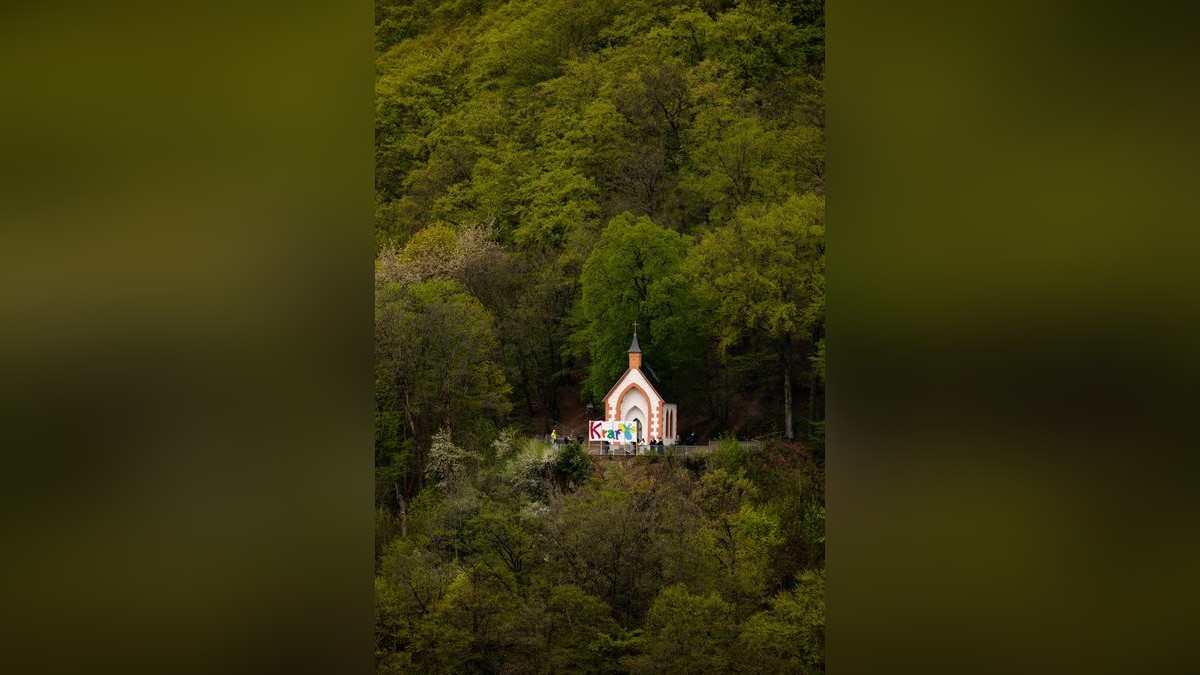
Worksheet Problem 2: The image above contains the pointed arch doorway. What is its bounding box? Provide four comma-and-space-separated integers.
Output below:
624, 406, 644, 445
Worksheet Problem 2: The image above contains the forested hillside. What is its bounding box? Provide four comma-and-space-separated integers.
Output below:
375, 0, 824, 671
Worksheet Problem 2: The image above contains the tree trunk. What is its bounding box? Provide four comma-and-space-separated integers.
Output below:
808, 364, 817, 423
546, 322, 560, 421
783, 349, 794, 440
402, 387, 417, 437
394, 482, 408, 538
520, 355, 535, 418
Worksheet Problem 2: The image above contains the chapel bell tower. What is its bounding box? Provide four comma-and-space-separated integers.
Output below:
628, 328, 642, 370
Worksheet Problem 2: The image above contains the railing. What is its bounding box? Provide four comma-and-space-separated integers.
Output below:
752, 430, 787, 442
583, 442, 762, 457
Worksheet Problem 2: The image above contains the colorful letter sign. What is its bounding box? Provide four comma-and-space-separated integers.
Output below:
588, 420, 639, 442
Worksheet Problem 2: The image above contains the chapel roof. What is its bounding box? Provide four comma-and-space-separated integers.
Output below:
640, 362, 674, 402
601, 360, 674, 405
628, 332, 641, 353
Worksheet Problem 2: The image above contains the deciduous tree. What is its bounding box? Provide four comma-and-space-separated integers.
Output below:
687, 193, 824, 439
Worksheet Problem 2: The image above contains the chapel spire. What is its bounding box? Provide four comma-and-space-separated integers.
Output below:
628, 323, 642, 369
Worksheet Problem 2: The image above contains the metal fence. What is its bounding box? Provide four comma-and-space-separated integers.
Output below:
582, 441, 762, 458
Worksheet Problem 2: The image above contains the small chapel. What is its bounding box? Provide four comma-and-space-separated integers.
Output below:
601, 330, 679, 446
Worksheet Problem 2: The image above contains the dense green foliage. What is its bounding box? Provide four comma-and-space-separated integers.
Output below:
376, 0, 823, 670
376, 441, 824, 673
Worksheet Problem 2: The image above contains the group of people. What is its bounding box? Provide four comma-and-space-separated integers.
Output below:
596, 437, 668, 456
551, 428, 682, 455
550, 429, 584, 446
632, 437, 670, 455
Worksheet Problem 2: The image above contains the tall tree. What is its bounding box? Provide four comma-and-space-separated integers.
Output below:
576, 212, 704, 402
687, 193, 824, 439
375, 278, 511, 509
625, 584, 737, 674
735, 569, 826, 674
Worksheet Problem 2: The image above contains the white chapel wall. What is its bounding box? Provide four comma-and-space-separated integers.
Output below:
620, 388, 649, 423
606, 369, 662, 418
605, 368, 672, 441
